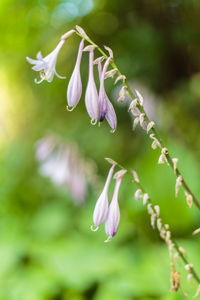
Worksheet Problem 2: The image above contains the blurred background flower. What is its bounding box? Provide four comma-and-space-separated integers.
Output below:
1, 0, 200, 299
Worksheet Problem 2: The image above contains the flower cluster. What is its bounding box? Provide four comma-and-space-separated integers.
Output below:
91, 160, 126, 242
26, 28, 117, 132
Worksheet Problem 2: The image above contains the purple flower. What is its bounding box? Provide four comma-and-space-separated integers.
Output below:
98, 62, 117, 132
99, 57, 111, 122
66, 39, 84, 111
91, 164, 116, 231
85, 51, 100, 125
26, 40, 66, 84
105, 170, 126, 241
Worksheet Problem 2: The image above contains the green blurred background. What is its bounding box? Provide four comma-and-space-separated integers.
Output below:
1, 0, 200, 299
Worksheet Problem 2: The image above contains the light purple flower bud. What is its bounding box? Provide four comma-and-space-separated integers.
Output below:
91, 164, 116, 231
67, 39, 84, 111
98, 62, 117, 132
105, 170, 126, 241
99, 57, 111, 122
26, 39, 66, 84
85, 51, 99, 125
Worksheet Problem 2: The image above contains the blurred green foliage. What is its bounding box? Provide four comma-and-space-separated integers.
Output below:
0, 0, 200, 299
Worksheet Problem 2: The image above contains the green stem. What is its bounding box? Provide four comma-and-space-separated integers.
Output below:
115, 160, 200, 285
75, 30, 200, 211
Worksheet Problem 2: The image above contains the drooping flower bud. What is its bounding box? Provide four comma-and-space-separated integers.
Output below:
99, 57, 112, 122
85, 51, 99, 125
91, 164, 116, 231
105, 170, 126, 241
98, 62, 117, 132
66, 39, 84, 111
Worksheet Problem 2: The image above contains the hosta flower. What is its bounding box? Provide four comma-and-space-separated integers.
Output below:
67, 39, 84, 111
85, 51, 99, 124
105, 170, 126, 241
99, 57, 111, 122
91, 164, 116, 231
98, 62, 117, 132
26, 39, 66, 84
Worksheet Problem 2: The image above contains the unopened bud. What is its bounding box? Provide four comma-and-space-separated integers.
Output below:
151, 214, 156, 229
128, 99, 138, 112
173, 253, 179, 261
172, 158, 178, 175
76, 25, 89, 39
139, 113, 146, 130
175, 176, 182, 197
104, 45, 113, 59
164, 224, 169, 230
117, 86, 129, 103
143, 193, 149, 205
113, 169, 127, 180
158, 148, 169, 165
135, 89, 144, 106
131, 170, 140, 183
185, 191, 193, 208
147, 121, 155, 133
105, 157, 117, 166
192, 227, 200, 235
147, 203, 154, 215
114, 75, 126, 84
93, 56, 105, 64
134, 189, 143, 201
83, 45, 98, 52
179, 246, 187, 256
133, 117, 140, 130
157, 218, 162, 231
104, 68, 118, 79
185, 264, 193, 272
154, 205, 160, 217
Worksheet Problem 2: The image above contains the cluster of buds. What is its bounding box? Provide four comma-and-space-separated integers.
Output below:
35, 134, 97, 204
128, 90, 156, 134
137, 189, 198, 294
26, 27, 121, 132
146, 202, 183, 292
128, 91, 147, 131
91, 159, 127, 242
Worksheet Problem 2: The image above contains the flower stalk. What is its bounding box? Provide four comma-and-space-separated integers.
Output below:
107, 158, 200, 288
74, 27, 200, 211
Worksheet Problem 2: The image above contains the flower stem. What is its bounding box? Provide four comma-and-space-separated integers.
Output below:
115, 160, 200, 285
75, 30, 200, 211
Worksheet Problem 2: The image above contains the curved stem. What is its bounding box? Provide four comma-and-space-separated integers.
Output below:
75, 30, 200, 211
114, 160, 200, 285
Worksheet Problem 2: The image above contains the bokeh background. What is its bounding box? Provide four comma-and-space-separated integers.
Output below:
1, 0, 200, 299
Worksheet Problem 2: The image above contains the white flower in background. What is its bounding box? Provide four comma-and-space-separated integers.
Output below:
35, 134, 96, 204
